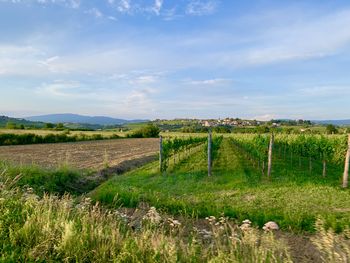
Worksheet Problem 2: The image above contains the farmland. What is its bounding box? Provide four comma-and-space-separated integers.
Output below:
91, 136, 350, 233
0, 138, 158, 169
1, 132, 350, 262
0, 128, 126, 137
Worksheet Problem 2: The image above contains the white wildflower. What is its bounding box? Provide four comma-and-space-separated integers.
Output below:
263, 221, 279, 231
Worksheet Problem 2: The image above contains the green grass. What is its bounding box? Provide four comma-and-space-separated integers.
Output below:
0, 161, 94, 196
0, 174, 297, 262
2, 141, 350, 261
91, 138, 350, 232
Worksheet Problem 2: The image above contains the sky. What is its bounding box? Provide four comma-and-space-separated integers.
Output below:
0, 0, 350, 120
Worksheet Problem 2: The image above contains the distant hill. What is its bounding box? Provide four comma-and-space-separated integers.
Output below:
25, 114, 148, 125
0, 116, 44, 128
313, 120, 350, 126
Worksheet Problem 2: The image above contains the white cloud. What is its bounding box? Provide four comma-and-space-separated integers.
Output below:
115, 0, 131, 13
109, 71, 165, 84
36, 80, 81, 97
85, 8, 103, 18
186, 78, 231, 86
1, 0, 81, 8
124, 88, 157, 114
107, 16, 117, 20
186, 0, 218, 16
233, 9, 350, 67
129, 75, 158, 85
4, 6, 350, 78
153, 0, 163, 15
0, 45, 48, 76
37, 56, 60, 72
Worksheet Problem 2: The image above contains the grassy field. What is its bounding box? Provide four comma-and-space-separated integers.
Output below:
91, 138, 350, 233
0, 128, 127, 137
0, 138, 158, 169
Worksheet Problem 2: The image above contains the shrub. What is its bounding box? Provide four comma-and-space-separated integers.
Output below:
326, 124, 338, 134
128, 124, 160, 138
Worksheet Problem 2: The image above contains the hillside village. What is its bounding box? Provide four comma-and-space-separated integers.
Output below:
200, 118, 263, 127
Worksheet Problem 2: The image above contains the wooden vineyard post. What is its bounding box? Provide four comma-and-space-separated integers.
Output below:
267, 133, 274, 178
208, 131, 212, 177
342, 134, 350, 188
309, 157, 312, 174
159, 135, 163, 173
323, 160, 327, 178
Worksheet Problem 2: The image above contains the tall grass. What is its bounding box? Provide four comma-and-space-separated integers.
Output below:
0, 175, 293, 262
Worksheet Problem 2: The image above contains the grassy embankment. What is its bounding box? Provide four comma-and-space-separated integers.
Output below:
91, 138, 350, 233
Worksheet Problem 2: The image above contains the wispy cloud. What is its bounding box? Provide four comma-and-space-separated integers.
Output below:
186, 78, 232, 86
153, 0, 163, 15
1, 1, 350, 119
85, 8, 103, 18
1, 0, 81, 8
114, 0, 131, 13
231, 9, 350, 67
186, 0, 218, 16
36, 80, 81, 97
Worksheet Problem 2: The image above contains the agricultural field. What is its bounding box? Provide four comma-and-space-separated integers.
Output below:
1, 132, 350, 262
0, 138, 158, 170
0, 128, 127, 137
91, 135, 350, 233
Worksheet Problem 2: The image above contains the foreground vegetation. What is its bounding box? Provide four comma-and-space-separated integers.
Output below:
1, 132, 350, 261
2, 166, 350, 262
92, 138, 350, 233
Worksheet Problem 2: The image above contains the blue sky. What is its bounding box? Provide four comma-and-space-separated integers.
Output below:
0, 0, 350, 120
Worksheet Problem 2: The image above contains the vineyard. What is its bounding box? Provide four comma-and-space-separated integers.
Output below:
92, 133, 350, 233
231, 134, 349, 180
159, 134, 223, 175
160, 133, 350, 184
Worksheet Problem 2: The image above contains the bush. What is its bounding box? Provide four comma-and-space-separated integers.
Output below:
213, 126, 231, 133
326, 124, 338, 134
45, 123, 55, 129
128, 124, 160, 138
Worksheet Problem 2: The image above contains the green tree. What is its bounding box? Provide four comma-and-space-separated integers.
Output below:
45, 123, 55, 129
326, 124, 338, 134
56, 123, 65, 130
129, 123, 160, 138
213, 126, 231, 133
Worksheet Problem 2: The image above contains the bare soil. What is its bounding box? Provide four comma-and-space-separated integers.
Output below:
0, 138, 158, 170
